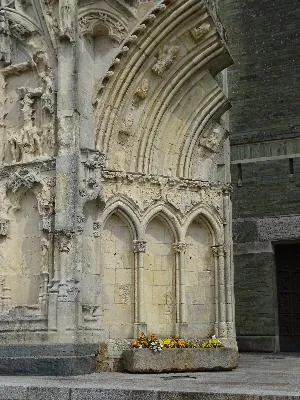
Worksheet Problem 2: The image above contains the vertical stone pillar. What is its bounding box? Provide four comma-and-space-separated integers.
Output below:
173, 242, 187, 330
133, 240, 146, 336
52, 0, 79, 339
223, 188, 235, 338
212, 245, 227, 338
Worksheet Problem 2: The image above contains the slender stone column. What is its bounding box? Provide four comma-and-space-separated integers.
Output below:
223, 188, 234, 337
213, 249, 219, 337
133, 240, 146, 336
173, 242, 187, 325
212, 245, 227, 338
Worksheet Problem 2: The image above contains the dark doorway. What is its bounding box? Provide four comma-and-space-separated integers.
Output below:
275, 243, 300, 352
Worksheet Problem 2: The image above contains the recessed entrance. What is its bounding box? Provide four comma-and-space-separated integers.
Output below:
275, 243, 300, 352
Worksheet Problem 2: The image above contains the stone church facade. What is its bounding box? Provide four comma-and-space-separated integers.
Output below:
0, 0, 237, 373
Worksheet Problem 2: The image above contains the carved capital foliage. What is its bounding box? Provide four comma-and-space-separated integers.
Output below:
77, 215, 86, 232
82, 150, 106, 170
211, 245, 226, 257
6, 168, 39, 193
133, 240, 146, 253
93, 221, 101, 237
173, 242, 187, 253
56, 231, 74, 253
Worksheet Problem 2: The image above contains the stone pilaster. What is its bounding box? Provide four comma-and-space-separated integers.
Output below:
52, 0, 79, 339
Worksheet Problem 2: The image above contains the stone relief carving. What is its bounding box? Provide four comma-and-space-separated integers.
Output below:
132, 240, 146, 253
41, 237, 50, 273
59, 0, 76, 42
152, 45, 180, 76
134, 78, 149, 102
82, 304, 101, 322
199, 123, 228, 154
212, 244, 226, 257
119, 284, 130, 304
79, 11, 127, 43
119, 109, 134, 136
173, 242, 187, 253
0, 218, 8, 236
101, 170, 224, 216
80, 150, 105, 204
6, 168, 38, 192
0, 10, 11, 65
190, 22, 211, 41
77, 215, 85, 232
93, 221, 101, 237
34, 52, 55, 115
57, 231, 74, 253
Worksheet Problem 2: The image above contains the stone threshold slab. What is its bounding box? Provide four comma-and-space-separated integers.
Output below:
0, 387, 299, 400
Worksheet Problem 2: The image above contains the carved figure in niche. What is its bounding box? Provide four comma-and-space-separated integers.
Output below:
152, 45, 180, 76
190, 22, 211, 41
8, 130, 25, 163
34, 52, 55, 115
6, 84, 54, 163
41, 237, 50, 273
0, 11, 11, 65
59, 0, 75, 41
134, 78, 149, 103
119, 111, 134, 136
199, 122, 227, 155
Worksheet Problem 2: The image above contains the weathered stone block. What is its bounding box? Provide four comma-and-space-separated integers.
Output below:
122, 348, 238, 373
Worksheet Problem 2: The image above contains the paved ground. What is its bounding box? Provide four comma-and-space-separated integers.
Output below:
0, 353, 299, 399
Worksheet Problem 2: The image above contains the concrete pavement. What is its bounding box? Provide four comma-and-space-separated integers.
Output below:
0, 353, 299, 399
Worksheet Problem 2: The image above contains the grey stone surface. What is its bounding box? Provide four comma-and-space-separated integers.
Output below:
122, 348, 238, 373
220, 0, 300, 353
0, 354, 299, 399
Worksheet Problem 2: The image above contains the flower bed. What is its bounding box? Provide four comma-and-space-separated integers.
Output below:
122, 333, 238, 373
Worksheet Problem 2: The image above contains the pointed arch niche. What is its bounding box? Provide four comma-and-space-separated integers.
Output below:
144, 214, 176, 336
3, 190, 42, 307
101, 210, 135, 339
184, 215, 215, 337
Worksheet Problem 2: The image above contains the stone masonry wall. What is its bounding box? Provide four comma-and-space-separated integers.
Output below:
220, 0, 300, 351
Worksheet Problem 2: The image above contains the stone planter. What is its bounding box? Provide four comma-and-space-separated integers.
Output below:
122, 348, 238, 373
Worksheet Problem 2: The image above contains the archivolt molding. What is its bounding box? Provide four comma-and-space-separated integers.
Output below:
94, 0, 232, 177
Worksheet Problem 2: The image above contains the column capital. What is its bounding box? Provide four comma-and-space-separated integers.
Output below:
173, 242, 187, 253
133, 240, 146, 253
211, 244, 226, 257
56, 231, 74, 253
